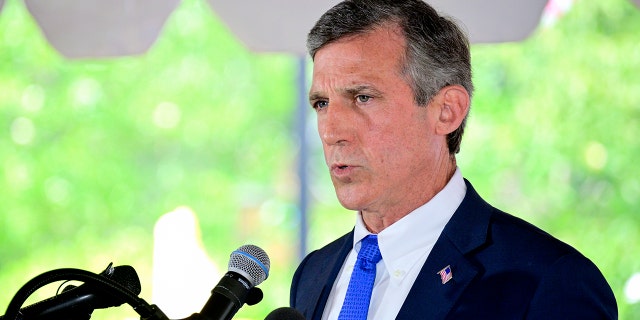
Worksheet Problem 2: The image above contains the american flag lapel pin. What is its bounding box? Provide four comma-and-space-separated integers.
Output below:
437, 265, 453, 284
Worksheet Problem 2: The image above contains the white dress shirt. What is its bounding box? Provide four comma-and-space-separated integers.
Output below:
321, 168, 467, 320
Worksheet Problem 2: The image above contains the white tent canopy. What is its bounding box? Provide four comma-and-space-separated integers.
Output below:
23, 0, 181, 58
17, 0, 558, 59
7, 0, 640, 58
207, 0, 549, 54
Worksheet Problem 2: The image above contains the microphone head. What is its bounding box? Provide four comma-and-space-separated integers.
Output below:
228, 244, 270, 286
264, 307, 306, 320
110, 265, 142, 295
91, 265, 141, 309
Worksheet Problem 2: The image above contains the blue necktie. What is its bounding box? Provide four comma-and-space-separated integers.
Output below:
338, 234, 382, 320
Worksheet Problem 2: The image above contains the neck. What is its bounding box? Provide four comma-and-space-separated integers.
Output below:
361, 157, 457, 234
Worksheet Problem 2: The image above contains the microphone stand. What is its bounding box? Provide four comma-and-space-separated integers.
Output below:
2, 262, 266, 320
2, 264, 170, 320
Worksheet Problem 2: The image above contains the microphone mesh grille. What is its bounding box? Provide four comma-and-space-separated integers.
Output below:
112, 265, 142, 295
228, 244, 270, 286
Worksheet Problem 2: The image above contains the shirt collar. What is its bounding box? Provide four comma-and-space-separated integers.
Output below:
352, 168, 466, 277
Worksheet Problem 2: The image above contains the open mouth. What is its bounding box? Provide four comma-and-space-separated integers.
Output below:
331, 164, 353, 176
331, 163, 349, 171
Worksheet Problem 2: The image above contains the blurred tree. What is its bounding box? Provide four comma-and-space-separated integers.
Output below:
1, 0, 639, 318
0, 0, 299, 318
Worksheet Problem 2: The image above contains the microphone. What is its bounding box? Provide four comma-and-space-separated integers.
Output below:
264, 307, 306, 320
1, 264, 141, 320
195, 244, 270, 320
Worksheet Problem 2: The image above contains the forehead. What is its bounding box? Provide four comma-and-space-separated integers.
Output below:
311, 25, 407, 87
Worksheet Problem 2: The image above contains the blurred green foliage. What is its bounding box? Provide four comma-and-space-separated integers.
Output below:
0, 0, 299, 318
1, 0, 638, 319
463, 2, 640, 318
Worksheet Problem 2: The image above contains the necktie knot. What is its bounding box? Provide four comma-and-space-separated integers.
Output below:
358, 235, 382, 270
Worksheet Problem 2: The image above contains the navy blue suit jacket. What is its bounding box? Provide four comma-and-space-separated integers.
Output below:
290, 180, 617, 319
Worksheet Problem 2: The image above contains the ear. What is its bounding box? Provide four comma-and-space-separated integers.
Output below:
433, 85, 470, 136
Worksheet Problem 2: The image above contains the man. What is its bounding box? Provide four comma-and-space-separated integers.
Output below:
290, 0, 617, 319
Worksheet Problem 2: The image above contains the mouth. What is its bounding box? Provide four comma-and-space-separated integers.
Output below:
331, 163, 349, 170
330, 163, 355, 178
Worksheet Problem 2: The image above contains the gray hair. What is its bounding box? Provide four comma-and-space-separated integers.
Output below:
307, 0, 473, 154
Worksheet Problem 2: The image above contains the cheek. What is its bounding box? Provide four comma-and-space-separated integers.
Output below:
376, 114, 430, 146
371, 123, 432, 166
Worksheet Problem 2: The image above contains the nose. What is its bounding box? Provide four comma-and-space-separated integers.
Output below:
318, 101, 352, 146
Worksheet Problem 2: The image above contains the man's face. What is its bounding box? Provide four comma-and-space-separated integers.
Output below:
309, 26, 443, 214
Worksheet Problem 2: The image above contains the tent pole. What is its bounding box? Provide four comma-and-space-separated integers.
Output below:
296, 55, 309, 261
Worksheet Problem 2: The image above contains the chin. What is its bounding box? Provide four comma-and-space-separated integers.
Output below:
334, 189, 368, 211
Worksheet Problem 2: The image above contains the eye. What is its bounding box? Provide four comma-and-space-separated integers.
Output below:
356, 95, 371, 103
312, 100, 329, 110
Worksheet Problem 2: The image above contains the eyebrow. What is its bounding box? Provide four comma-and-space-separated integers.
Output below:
309, 84, 382, 102
308, 91, 324, 102
344, 85, 380, 96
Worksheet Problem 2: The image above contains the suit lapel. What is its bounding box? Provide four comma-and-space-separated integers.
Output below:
396, 236, 480, 319
397, 179, 493, 319
307, 232, 354, 320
